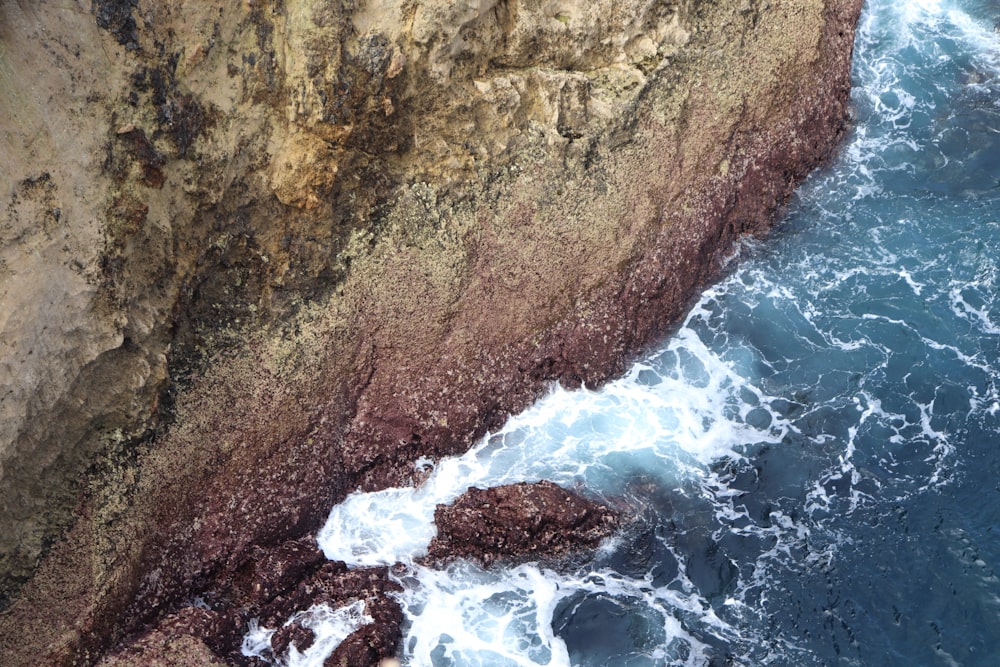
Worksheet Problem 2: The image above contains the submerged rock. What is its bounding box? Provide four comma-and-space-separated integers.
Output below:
426, 481, 620, 567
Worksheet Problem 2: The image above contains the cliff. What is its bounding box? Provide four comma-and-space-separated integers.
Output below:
0, 0, 862, 663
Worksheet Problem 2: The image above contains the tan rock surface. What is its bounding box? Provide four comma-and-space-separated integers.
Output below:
0, 0, 862, 663
0, 0, 136, 595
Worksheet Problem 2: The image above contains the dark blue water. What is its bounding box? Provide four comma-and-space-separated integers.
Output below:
672, 1, 1000, 662
246, 1, 1000, 665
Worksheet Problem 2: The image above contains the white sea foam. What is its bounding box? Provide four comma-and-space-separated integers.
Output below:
396, 560, 737, 667
242, 600, 372, 667
398, 563, 572, 667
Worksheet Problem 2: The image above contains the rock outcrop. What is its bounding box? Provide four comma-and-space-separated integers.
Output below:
426, 481, 619, 567
92, 538, 403, 667
0, 0, 863, 664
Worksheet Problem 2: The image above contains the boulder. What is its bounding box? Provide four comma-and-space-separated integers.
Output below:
426, 481, 619, 567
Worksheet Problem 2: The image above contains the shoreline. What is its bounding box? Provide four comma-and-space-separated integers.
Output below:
0, 0, 863, 663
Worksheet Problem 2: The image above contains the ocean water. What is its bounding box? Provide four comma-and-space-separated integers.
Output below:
245, 0, 1000, 664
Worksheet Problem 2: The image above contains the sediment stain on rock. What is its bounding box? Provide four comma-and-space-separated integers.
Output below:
0, 0, 863, 663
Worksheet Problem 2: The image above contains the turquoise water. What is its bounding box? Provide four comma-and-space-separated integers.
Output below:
246, 1, 1000, 664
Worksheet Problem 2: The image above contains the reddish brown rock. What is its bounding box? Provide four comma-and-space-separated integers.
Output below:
240, 536, 328, 608
426, 481, 620, 567
251, 565, 404, 667
96, 633, 228, 667
270, 621, 315, 656
324, 595, 404, 667
96, 607, 233, 667
103, 559, 405, 667
255, 564, 401, 630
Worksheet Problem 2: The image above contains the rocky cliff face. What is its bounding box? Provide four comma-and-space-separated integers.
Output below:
0, 0, 862, 663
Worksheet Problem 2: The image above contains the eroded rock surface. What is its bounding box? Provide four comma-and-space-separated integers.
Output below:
96, 606, 235, 667
94, 539, 403, 667
0, 0, 863, 663
426, 481, 620, 567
